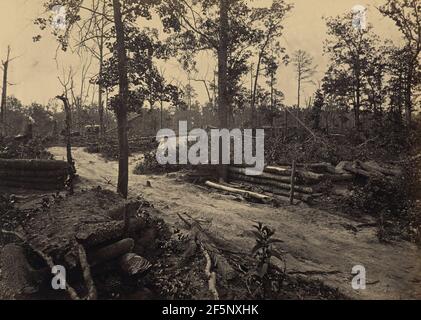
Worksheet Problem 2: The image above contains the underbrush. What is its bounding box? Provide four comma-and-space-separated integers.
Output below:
0, 137, 53, 160
85, 138, 158, 161
133, 151, 180, 175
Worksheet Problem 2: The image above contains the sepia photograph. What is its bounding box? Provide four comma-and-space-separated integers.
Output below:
0, 0, 420, 305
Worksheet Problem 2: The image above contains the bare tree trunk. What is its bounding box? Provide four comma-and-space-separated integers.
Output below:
217, 0, 229, 181
57, 95, 76, 194
0, 46, 10, 137
112, 0, 129, 199
405, 65, 413, 125
354, 67, 361, 130
297, 72, 301, 108
98, 2, 106, 137
98, 50, 105, 137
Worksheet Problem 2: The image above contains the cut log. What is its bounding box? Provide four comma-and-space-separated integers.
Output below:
119, 253, 152, 276
0, 244, 39, 300
76, 218, 146, 248
0, 170, 67, 178
0, 176, 66, 184
0, 159, 69, 171
229, 179, 315, 203
0, 180, 63, 191
88, 238, 134, 266
228, 172, 315, 194
265, 166, 325, 182
205, 180, 271, 202
229, 166, 294, 184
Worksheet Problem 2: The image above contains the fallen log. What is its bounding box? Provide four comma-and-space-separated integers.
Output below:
0, 159, 69, 171
0, 180, 63, 191
0, 176, 66, 184
77, 245, 97, 300
228, 179, 315, 203
341, 161, 382, 179
200, 243, 219, 300
0, 170, 67, 178
0, 244, 39, 300
88, 238, 135, 266
229, 166, 293, 184
228, 172, 315, 194
76, 218, 146, 248
1, 230, 81, 300
265, 166, 324, 182
205, 180, 271, 202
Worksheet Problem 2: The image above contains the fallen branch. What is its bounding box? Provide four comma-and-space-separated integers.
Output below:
77, 245, 97, 300
200, 243, 219, 300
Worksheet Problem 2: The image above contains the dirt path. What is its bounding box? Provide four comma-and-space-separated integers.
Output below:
50, 147, 421, 300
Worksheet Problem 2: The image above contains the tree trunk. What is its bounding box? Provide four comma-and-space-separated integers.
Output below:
354, 69, 361, 130
297, 73, 301, 108
56, 95, 75, 186
112, 0, 129, 199
0, 46, 10, 137
217, 0, 229, 181
405, 64, 413, 125
98, 2, 106, 137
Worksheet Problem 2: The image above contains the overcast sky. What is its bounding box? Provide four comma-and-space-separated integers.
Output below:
0, 0, 403, 108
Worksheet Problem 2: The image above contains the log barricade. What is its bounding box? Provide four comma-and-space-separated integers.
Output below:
0, 159, 69, 191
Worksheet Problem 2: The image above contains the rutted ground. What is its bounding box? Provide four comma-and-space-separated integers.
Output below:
50, 147, 421, 300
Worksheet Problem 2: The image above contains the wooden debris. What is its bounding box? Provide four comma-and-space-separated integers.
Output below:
76, 218, 145, 248
0, 243, 39, 299
205, 180, 271, 202
88, 238, 135, 266
228, 172, 314, 194
178, 213, 237, 281
119, 253, 152, 276
77, 245, 97, 300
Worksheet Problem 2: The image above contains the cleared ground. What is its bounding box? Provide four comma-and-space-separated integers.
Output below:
50, 146, 421, 300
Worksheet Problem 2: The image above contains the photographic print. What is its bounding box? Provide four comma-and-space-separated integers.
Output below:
0, 0, 420, 304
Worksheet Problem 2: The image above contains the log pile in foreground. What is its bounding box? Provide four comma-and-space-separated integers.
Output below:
204, 160, 402, 205
0, 189, 153, 300
0, 159, 69, 191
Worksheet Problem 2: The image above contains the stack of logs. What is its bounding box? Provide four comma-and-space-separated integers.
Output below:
0, 159, 69, 191
205, 160, 402, 204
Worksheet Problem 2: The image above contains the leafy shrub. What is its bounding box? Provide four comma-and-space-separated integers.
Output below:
0, 137, 53, 160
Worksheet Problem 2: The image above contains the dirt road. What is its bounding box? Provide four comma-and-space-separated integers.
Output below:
50, 147, 421, 300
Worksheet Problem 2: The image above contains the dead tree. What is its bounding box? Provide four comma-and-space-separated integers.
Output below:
56, 95, 76, 193
292, 50, 317, 108
0, 46, 18, 137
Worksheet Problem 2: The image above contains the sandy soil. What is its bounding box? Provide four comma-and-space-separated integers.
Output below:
50, 147, 421, 300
